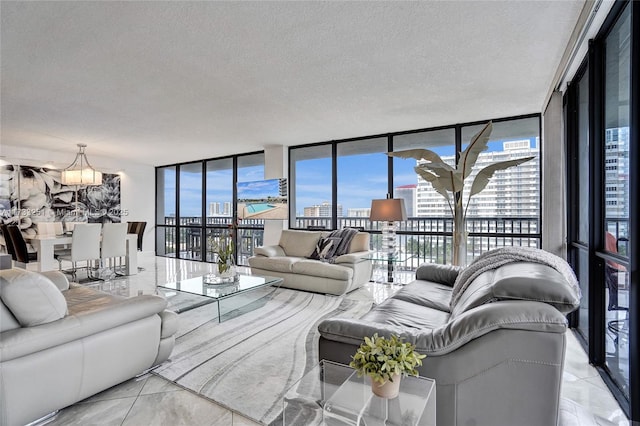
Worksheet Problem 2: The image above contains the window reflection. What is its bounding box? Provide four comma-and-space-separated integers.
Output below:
602, 3, 630, 399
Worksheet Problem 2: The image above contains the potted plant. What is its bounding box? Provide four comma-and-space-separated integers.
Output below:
389, 121, 534, 266
349, 333, 426, 399
207, 220, 240, 283
211, 235, 235, 277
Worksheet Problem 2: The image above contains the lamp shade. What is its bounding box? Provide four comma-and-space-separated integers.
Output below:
61, 168, 103, 186
369, 198, 407, 222
61, 144, 103, 186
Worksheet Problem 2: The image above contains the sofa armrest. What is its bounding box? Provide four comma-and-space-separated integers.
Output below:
0, 295, 168, 362
318, 301, 567, 357
254, 245, 286, 257
159, 309, 178, 339
40, 271, 70, 291
334, 250, 372, 264
415, 263, 462, 286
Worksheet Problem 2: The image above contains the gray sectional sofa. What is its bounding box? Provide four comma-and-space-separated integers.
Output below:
248, 229, 372, 295
318, 249, 581, 426
0, 269, 178, 426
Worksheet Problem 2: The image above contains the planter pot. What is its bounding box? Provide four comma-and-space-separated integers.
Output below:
371, 374, 401, 399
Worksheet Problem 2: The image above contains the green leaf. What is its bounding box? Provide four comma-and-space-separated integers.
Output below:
457, 121, 493, 179
469, 156, 535, 197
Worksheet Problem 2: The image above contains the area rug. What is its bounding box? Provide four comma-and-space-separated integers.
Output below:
152, 288, 372, 425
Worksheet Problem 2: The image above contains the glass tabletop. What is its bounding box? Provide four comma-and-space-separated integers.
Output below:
158, 273, 282, 301
364, 252, 416, 263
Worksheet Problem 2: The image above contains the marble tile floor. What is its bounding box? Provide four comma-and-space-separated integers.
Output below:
39, 253, 630, 426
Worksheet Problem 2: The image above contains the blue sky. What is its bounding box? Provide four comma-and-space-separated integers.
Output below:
163, 138, 537, 216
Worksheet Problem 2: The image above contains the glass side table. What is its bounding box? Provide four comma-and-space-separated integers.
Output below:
364, 252, 416, 285
283, 360, 436, 426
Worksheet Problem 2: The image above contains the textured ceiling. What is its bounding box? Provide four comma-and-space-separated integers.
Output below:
1, 1, 584, 166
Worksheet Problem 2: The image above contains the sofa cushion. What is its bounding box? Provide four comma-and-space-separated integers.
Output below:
392, 280, 453, 312
249, 256, 299, 273
292, 259, 353, 281
361, 298, 450, 330
0, 268, 68, 326
254, 245, 286, 257
415, 263, 462, 286
279, 230, 321, 257
349, 232, 370, 253
451, 262, 581, 317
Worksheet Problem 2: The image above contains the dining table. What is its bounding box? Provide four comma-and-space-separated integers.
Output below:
27, 233, 138, 275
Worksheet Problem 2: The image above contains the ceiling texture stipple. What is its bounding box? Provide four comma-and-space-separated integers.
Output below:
1, 1, 585, 166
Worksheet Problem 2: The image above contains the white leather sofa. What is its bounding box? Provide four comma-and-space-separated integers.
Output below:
0, 269, 178, 426
248, 229, 372, 295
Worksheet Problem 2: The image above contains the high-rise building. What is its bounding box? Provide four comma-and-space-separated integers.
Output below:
208, 202, 220, 216
278, 178, 288, 197
604, 127, 629, 237
347, 208, 371, 217
303, 202, 342, 217
395, 184, 417, 217
223, 202, 232, 216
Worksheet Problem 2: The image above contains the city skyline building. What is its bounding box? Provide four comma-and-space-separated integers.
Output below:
604, 126, 629, 239
207, 201, 232, 216
347, 208, 371, 218
303, 201, 343, 217
395, 184, 417, 217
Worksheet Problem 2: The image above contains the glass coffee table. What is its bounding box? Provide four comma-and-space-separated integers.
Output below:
283, 360, 436, 426
158, 273, 283, 322
364, 252, 416, 285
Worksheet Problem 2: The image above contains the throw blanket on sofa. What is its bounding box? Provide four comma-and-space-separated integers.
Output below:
327, 228, 359, 258
450, 247, 580, 309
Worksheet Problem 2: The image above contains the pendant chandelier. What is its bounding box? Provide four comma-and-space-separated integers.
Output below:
61, 144, 103, 186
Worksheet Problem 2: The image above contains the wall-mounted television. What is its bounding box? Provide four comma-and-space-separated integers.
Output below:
237, 178, 288, 220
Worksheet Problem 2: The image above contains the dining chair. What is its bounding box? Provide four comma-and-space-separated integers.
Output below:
57, 223, 102, 280
128, 221, 146, 251
6, 225, 38, 268
64, 221, 87, 233
0, 223, 18, 261
37, 222, 71, 259
53, 222, 64, 235
36, 222, 54, 236
101, 223, 128, 275
127, 221, 137, 234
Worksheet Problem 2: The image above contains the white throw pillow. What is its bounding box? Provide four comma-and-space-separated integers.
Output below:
0, 269, 68, 327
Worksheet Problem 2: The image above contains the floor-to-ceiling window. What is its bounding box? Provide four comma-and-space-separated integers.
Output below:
156, 152, 264, 265
602, 3, 631, 401
179, 162, 203, 260
336, 137, 388, 228
461, 117, 541, 261
205, 158, 233, 262
393, 128, 455, 264
155, 166, 176, 257
569, 64, 591, 342
289, 144, 332, 229
565, 1, 637, 419
289, 114, 542, 265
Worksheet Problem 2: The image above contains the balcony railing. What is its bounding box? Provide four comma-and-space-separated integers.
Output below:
294, 216, 540, 268
158, 215, 544, 268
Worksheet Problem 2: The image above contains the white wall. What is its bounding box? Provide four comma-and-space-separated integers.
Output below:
0, 145, 156, 252
263, 145, 288, 245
